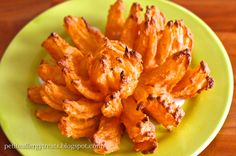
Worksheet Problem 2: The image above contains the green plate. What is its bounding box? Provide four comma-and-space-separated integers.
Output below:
0, 0, 233, 156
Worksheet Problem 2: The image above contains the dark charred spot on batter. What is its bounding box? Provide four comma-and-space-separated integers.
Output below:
130, 3, 142, 20
57, 59, 66, 67
142, 116, 149, 122
147, 94, 155, 101
64, 16, 72, 27
116, 57, 123, 63
174, 107, 185, 125
150, 5, 156, 10
167, 20, 174, 27
62, 67, 70, 75
145, 5, 151, 14
131, 2, 143, 12
120, 123, 126, 133
200, 60, 210, 73
175, 19, 184, 27
124, 47, 140, 61
157, 97, 175, 114
130, 14, 134, 19
196, 89, 201, 94
104, 101, 110, 108
136, 102, 144, 111
50, 32, 58, 38
156, 96, 161, 101
81, 17, 90, 31
145, 19, 150, 28
63, 99, 70, 104
136, 121, 142, 128
166, 106, 172, 113
120, 70, 127, 83
174, 48, 191, 65
141, 142, 157, 154
110, 94, 115, 100
200, 61, 207, 71
39, 60, 45, 65
125, 46, 129, 53
132, 2, 139, 8
100, 55, 108, 67
206, 76, 214, 89
71, 80, 78, 85
174, 20, 180, 27
144, 6, 151, 27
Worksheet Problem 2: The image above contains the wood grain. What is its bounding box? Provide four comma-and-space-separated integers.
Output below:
0, 0, 235, 155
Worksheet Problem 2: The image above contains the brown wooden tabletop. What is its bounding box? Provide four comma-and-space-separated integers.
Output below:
0, 0, 235, 155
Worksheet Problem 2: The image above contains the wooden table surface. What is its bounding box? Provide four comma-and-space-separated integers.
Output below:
0, 0, 235, 155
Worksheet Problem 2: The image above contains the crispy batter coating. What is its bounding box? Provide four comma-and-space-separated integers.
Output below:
172, 61, 214, 98
27, 86, 44, 104
62, 62, 104, 101
101, 91, 123, 117
156, 20, 193, 65
89, 41, 142, 116
42, 32, 83, 61
60, 39, 143, 117
38, 60, 65, 85
134, 5, 165, 70
120, 2, 142, 49
133, 50, 190, 128
64, 16, 106, 54
35, 107, 66, 122
63, 99, 102, 120
105, 0, 125, 40
144, 93, 185, 129
58, 116, 100, 139
88, 40, 143, 98
122, 97, 157, 154
40, 80, 79, 110
137, 49, 191, 94
60, 53, 106, 101
92, 116, 121, 154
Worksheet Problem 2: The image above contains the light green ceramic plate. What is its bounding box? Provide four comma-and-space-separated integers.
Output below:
0, 0, 233, 156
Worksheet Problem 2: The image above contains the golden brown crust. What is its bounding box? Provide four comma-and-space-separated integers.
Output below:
101, 92, 123, 117
38, 60, 65, 85
156, 20, 193, 65
136, 49, 191, 95
121, 97, 157, 153
35, 107, 66, 122
105, 0, 125, 40
144, 93, 185, 129
59, 48, 105, 101
58, 116, 100, 139
63, 99, 102, 120
27, 86, 44, 104
42, 32, 83, 61
64, 16, 106, 54
120, 2, 142, 49
92, 116, 121, 154
171, 61, 214, 98
40, 80, 80, 110
133, 50, 189, 129
59, 39, 143, 116
134, 6, 165, 71
134, 140, 157, 154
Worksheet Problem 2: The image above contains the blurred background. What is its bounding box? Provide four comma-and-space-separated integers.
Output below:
0, 0, 235, 155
